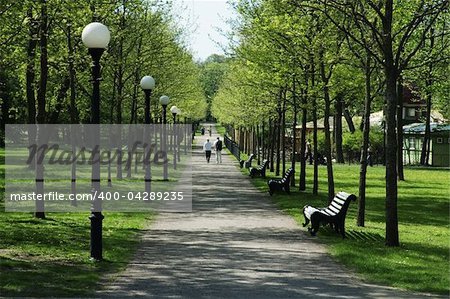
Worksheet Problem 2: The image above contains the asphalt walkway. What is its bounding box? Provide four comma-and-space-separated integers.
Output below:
97, 123, 440, 298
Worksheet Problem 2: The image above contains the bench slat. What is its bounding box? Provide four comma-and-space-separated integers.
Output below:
328, 205, 340, 214
322, 208, 337, 216
331, 201, 343, 210
336, 192, 351, 200
333, 197, 346, 205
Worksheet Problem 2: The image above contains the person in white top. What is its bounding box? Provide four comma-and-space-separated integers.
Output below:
203, 139, 212, 163
213, 137, 223, 164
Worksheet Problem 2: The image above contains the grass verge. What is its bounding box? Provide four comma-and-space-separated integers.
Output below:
238, 157, 449, 295
0, 148, 153, 297
215, 123, 226, 136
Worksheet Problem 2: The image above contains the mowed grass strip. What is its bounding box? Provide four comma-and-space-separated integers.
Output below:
0, 148, 153, 297
240, 159, 449, 295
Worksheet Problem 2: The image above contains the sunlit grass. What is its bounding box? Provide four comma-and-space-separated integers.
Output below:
243, 160, 450, 295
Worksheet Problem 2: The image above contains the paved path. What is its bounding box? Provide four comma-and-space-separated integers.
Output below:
97, 123, 440, 298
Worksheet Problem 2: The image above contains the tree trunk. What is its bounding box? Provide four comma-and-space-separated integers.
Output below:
335, 97, 345, 163
107, 73, 117, 186
127, 36, 143, 179
256, 124, 260, 164
421, 79, 432, 165
67, 18, 79, 203
115, 0, 127, 180
116, 132, 123, 180
299, 92, 307, 191
239, 127, 244, 152
281, 90, 287, 175
0, 70, 9, 146
383, 0, 400, 246
253, 127, 257, 157
270, 120, 275, 172
242, 129, 246, 153
67, 23, 78, 124
320, 49, 335, 202
323, 93, 335, 202
262, 122, 266, 161
384, 36, 400, 246
396, 76, 405, 180
246, 129, 249, 155
245, 129, 248, 154
249, 128, 253, 155
291, 78, 297, 187
26, 7, 38, 169
276, 109, 282, 177
358, 54, 372, 227
385, 70, 400, 246
343, 107, 355, 133
115, 67, 123, 180
421, 29, 434, 166
26, 7, 38, 125
308, 51, 319, 195
35, 0, 48, 219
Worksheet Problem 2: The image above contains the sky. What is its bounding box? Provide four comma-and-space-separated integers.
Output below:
174, 0, 236, 61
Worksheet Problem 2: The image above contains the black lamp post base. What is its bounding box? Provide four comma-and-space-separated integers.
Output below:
89, 211, 104, 261
35, 212, 46, 219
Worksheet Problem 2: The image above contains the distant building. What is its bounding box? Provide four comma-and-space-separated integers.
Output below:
290, 85, 448, 166
401, 85, 427, 125
403, 123, 450, 167
368, 109, 446, 128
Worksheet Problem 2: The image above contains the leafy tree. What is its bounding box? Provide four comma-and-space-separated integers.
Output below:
293, 0, 448, 246
199, 54, 229, 120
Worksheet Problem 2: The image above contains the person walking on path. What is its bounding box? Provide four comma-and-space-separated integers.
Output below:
305, 139, 313, 165
367, 145, 373, 167
214, 137, 223, 164
203, 139, 212, 163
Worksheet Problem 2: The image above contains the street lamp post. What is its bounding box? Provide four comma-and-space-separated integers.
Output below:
170, 106, 178, 170
140, 76, 155, 193
184, 116, 188, 155
140, 76, 155, 124
160, 96, 170, 180
176, 109, 181, 162
82, 22, 111, 261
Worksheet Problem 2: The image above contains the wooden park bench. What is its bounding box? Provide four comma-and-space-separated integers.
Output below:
239, 154, 255, 169
302, 191, 357, 238
267, 168, 294, 195
249, 159, 269, 178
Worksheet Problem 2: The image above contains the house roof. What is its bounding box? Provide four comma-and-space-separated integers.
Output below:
295, 110, 447, 131
403, 123, 450, 134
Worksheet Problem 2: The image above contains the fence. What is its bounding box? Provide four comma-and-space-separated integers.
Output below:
224, 135, 240, 161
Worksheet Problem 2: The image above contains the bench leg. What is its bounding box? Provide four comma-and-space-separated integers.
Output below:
302, 218, 310, 228
307, 227, 316, 236
339, 220, 346, 238
309, 213, 322, 236
285, 184, 290, 194
302, 208, 310, 227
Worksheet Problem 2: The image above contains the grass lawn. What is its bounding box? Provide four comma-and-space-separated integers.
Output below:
215, 123, 226, 136
239, 158, 449, 295
0, 147, 154, 297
